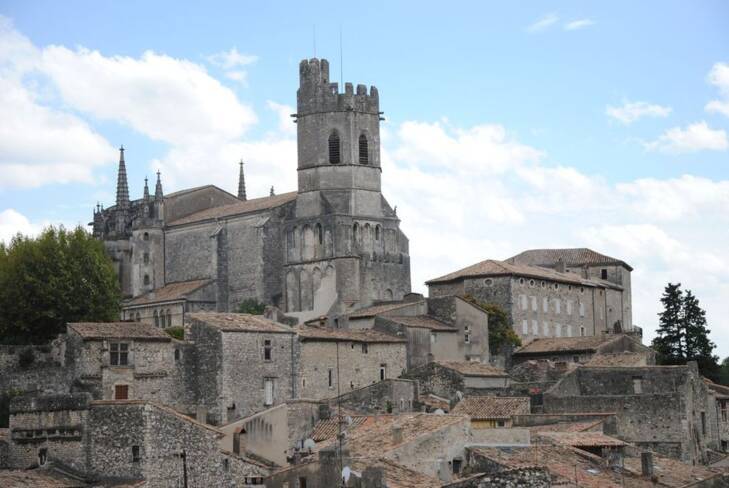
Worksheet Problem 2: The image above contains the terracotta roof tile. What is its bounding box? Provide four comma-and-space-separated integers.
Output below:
622, 452, 725, 487
0, 469, 88, 487
507, 247, 632, 271
528, 419, 605, 434
426, 259, 621, 289
349, 457, 442, 488
385, 315, 456, 331
127, 279, 213, 306
189, 312, 294, 334
348, 301, 424, 319
68, 322, 170, 341
420, 393, 450, 412
168, 191, 297, 226
451, 396, 530, 420
296, 325, 406, 343
436, 361, 509, 377
514, 335, 616, 355
536, 431, 626, 447
311, 415, 369, 441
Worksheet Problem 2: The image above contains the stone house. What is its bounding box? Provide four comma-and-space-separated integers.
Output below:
704, 379, 729, 452
427, 255, 633, 342
296, 325, 407, 400
542, 362, 720, 464
451, 396, 530, 429
120, 278, 216, 327
187, 312, 299, 425
511, 334, 655, 366
5, 393, 269, 487
65, 322, 194, 412
403, 361, 511, 403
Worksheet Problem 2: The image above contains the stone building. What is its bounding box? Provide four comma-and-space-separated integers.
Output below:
511, 334, 655, 366
187, 312, 299, 425
403, 361, 511, 403
542, 362, 720, 464
5, 393, 269, 487
94, 58, 411, 322
296, 325, 407, 400
120, 279, 216, 327
451, 396, 530, 428
427, 255, 633, 343
704, 379, 729, 452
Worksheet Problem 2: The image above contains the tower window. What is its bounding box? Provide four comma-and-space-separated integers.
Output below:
143, 232, 149, 241
316, 223, 323, 245
144, 274, 150, 285
359, 134, 369, 164
601, 268, 608, 279
328, 131, 341, 164
143, 253, 149, 265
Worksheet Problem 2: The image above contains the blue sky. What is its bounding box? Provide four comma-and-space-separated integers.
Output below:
1, 1, 728, 354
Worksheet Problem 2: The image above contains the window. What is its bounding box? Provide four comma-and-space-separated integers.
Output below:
143, 232, 149, 241
529, 279, 536, 287
264, 339, 272, 361
530, 296, 537, 311
316, 223, 323, 245
566, 325, 573, 337
430, 333, 436, 344
166, 309, 172, 327
579, 302, 585, 317
543, 322, 550, 336
359, 134, 369, 164
328, 131, 341, 164
573, 355, 580, 363
223, 458, 230, 472
361, 343, 368, 354
541, 281, 546, 288
115, 384, 129, 400
580, 326, 586, 336
110, 343, 129, 366
555, 300, 561, 314
522, 320, 528, 334
555, 323, 562, 337
543, 297, 548, 312
38, 448, 47, 466
375, 225, 381, 241
554, 283, 559, 290
135, 312, 141, 322
132, 445, 140, 463
464, 326, 471, 344
174, 349, 180, 362
452, 458, 463, 474
632, 376, 643, 394
484, 278, 493, 286
532, 320, 539, 335
519, 278, 525, 285
299, 477, 308, 488
143, 274, 150, 285
567, 300, 573, 315
701, 412, 707, 435
328, 369, 334, 388
601, 268, 608, 280
496, 420, 506, 428
380, 364, 387, 381
264, 379, 274, 406
143, 253, 149, 264
520, 295, 527, 310
153, 310, 159, 327
579, 286, 585, 294
352, 223, 359, 243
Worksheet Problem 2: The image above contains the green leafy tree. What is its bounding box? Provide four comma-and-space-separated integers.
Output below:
237, 298, 266, 315
718, 357, 729, 386
0, 226, 120, 344
463, 296, 521, 354
651, 283, 719, 381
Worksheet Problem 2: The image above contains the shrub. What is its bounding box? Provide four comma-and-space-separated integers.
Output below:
165, 327, 185, 341
237, 299, 266, 315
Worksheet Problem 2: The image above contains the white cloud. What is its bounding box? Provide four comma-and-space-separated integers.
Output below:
0, 209, 42, 244
266, 100, 296, 135
527, 13, 559, 33
564, 19, 595, 31
645, 121, 728, 153
705, 62, 729, 117
206, 48, 257, 70
606, 100, 672, 125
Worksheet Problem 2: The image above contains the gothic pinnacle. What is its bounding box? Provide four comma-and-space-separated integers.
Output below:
238, 160, 247, 201
115, 145, 130, 209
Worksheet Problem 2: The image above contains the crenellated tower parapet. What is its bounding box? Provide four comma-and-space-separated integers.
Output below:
298, 58, 380, 116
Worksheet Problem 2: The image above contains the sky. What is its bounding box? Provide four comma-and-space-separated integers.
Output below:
1, 1, 728, 355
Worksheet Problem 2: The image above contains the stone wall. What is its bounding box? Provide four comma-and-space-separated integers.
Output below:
218, 404, 289, 466
299, 339, 406, 401
402, 362, 465, 403
444, 467, 551, 488
326, 378, 417, 414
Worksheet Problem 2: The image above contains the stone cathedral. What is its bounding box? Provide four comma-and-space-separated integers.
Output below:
92, 58, 411, 323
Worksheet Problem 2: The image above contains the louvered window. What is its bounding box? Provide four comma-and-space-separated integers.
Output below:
329, 131, 340, 164
359, 134, 368, 163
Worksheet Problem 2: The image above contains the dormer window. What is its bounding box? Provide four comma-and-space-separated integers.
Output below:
328, 131, 341, 164
359, 134, 369, 164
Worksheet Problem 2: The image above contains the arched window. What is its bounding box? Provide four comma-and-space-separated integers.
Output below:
375, 225, 381, 241
153, 310, 159, 327
143, 232, 149, 241
316, 223, 323, 245
353, 223, 359, 243
328, 131, 341, 164
144, 274, 150, 285
135, 312, 141, 322
166, 309, 172, 327
359, 134, 369, 164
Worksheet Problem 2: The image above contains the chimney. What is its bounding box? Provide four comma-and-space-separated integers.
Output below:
392, 426, 403, 445
556, 258, 567, 273
641, 451, 654, 477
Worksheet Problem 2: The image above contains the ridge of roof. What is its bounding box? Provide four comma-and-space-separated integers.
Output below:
167, 191, 297, 226
126, 279, 213, 306
67, 322, 171, 341
507, 248, 633, 271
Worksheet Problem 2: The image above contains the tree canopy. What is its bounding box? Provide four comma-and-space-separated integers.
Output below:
463, 296, 521, 355
651, 282, 719, 381
0, 226, 121, 344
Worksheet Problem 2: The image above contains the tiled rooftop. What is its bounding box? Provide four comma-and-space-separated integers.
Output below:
126, 279, 212, 306
385, 315, 456, 331
426, 259, 621, 289
513, 335, 616, 355
451, 396, 530, 420
507, 247, 632, 271
311, 415, 369, 442
168, 191, 297, 226
622, 452, 726, 487
585, 352, 648, 367
349, 457, 442, 488
0, 469, 89, 487
296, 325, 405, 343
536, 431, 626, 447
67, 322, 170, 341
347, 301, 423, 319
528, 419, 605, 435
436, 361, 509, 377
188, 312, 294, 334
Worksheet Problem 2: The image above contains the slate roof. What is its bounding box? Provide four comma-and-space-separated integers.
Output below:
585, 352, 648, 367
347, 301, 423, 319
507, 247, 633, 271
513, 335, 615, 355
126, 279, 212, 306
188, 312, 294, 334
436, 361, 509, 377
296, 325, 405, 343
536, 431, 626, 447
67, 322, 170, 341
168, 191, 297, 226
451, 396, 530, 420
426, 259, 620, 289
385, 315, 457, 331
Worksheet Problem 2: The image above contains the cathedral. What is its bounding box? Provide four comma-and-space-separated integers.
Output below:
92, 58, 412, 324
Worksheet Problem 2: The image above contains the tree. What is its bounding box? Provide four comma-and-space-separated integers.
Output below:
651, 282, 719, 381
0, 226, 121, 344
463, 296, 521, 355
237, 299, 266, 315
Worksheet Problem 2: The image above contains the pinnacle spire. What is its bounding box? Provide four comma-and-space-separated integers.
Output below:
238, 160, 247, 201
155, 170, 163, 199
115, 145, 130, 209
143, 176, 150, 200
270, 185, 275, 196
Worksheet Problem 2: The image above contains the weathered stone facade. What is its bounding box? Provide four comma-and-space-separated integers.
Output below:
95, 58, 411, 321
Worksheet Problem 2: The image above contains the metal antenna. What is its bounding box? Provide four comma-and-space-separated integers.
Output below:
339, 24, 343, 89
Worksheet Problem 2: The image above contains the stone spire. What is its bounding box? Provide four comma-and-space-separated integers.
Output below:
237, 160, 247, 201
270, 185, 275, 196
143, 176, 150, 201
115, 146, 130, 209
155, 170, 163, 199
